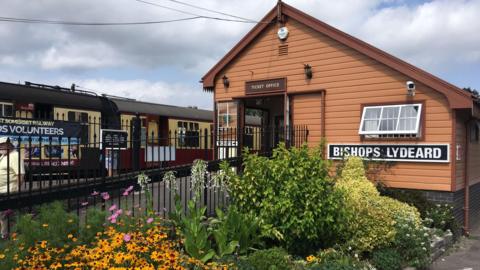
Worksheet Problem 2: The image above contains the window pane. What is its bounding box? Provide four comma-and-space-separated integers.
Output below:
379, 107, 399, 131
363, 120, 379, 131
4, 105, 13, 117
364, 108, 381, 119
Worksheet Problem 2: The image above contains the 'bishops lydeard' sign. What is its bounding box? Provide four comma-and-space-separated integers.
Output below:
327, 144, 450, 163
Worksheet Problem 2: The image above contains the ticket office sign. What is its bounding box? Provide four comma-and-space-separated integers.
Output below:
327, 144, 449, 163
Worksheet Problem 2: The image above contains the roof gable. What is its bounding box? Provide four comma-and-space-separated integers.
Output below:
201, 2, 473, 109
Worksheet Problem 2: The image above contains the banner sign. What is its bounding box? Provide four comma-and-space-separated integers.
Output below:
0, 117, 83, 145
101, 129, 128, 149
328, 144, 450, 163
245, 78, 286, 95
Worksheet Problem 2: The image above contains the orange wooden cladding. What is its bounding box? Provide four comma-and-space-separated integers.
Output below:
211, 15, 464, 192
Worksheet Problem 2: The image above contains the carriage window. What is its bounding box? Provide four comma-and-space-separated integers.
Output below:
359, 104, 422, 137
177, 121, 199, 147
68, 111, 89, 123
470, 122, 480, 143
0, 103, 13, 117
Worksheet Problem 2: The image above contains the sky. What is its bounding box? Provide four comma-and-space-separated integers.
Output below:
0, 0, 479, 109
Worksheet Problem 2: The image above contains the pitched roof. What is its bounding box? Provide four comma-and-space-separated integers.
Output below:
111, 98, 213, 122
201, 2, 473, 109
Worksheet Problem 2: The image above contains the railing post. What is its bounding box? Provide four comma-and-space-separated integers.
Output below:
132, 114, 141, 171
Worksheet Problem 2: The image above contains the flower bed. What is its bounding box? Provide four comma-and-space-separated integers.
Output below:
0, 144, 459, 269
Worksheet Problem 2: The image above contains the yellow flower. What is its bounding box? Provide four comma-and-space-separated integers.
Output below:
306, 255, 316, 263
42, 223, 49, 228
0, 254, 5, 259
67, 234, 73, 239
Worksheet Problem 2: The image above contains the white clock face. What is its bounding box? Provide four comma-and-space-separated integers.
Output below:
277, 27, 289, 40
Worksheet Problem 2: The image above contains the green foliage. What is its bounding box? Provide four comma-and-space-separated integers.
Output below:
371, 248, 402, 270
335, 157, 423, 253
242, 247, 294, 270
424, 203, 460, 237
172, 200, 215, 263
228, 144, 346, 254
210, 206, 262, 255
79, 208, 107, 244
392, 212, 431, 269
378, 187, 434, 217
308, 248, 373, 270
335, 157, 395, 252
14, 201, 78, 248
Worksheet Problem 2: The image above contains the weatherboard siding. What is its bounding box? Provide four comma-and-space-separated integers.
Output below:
214, 18, 453, 191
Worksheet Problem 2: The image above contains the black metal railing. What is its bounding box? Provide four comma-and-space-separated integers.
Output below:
0, 121, 308, 235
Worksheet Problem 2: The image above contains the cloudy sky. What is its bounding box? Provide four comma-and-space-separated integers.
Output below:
1, 0, 479, 109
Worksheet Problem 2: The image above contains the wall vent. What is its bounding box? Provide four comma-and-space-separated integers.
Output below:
278, 44, 288, 56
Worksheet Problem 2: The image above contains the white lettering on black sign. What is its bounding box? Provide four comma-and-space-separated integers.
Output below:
328, 144, 449, 163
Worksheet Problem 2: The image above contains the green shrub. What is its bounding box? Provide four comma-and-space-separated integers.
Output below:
308, 248, 373, 270
372, 248, 402, 270
392, 212, 431, 269
335, 157, 423, 253
424, 203, 460, 237
228, 144, 346, 254
243, 247, 294, 270
334, 157, 395, 252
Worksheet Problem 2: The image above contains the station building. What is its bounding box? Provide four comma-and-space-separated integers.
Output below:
201, 2, 480, 232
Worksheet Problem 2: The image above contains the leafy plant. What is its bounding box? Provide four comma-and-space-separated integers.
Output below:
371, 248, 402, 270
424, 203, 459, 237
392, 212, 431, 269
172, 200, 215, 263
242, 247, 294, 270
14, 201, 79, 248
79, 208, 107, 244
228, 144, 346, 254
209, 206, 262, 255
308, 248, 373, 270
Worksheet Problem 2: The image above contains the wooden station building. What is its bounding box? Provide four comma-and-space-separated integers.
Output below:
201, 2, 480, 233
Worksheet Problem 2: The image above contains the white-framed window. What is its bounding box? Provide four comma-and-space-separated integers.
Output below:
359, 104, 422, 136
0, 102, 14, 117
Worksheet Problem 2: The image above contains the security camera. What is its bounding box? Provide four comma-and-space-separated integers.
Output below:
406, 81, 416, 91
406, 81, 416, 96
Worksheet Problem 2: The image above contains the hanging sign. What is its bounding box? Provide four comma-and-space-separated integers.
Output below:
245, 78, 286, 95
328, 144, 450, 163
100, 129, 128, 150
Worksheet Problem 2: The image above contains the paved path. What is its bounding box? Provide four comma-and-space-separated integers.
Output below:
431, 226, 480, 270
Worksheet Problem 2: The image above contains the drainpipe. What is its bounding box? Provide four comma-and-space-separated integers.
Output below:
464, 118, 474, 236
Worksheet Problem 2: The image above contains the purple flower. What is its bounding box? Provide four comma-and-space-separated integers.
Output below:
81, 202, 89, 206
101, 192, 110, 201
123, 233, 131, 242
146, 217, 154, 224
108, 204, 117, 212
91, 191, 99, 196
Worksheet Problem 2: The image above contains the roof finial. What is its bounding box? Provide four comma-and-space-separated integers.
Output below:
277, 0, 284, 24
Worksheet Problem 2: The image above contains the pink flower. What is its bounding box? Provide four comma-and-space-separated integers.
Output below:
91, 191, 99, 196
122, 191, 129, 196
115, 209, 123, 215
110, 218, 117, 224
101, 192, 110, 201
123, 233, 131, 242
108, 204, 117, 212
81, 202, 89, 206
125, 210, 132, 216
146, 217, 154, 224
126, 185, 134, 192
